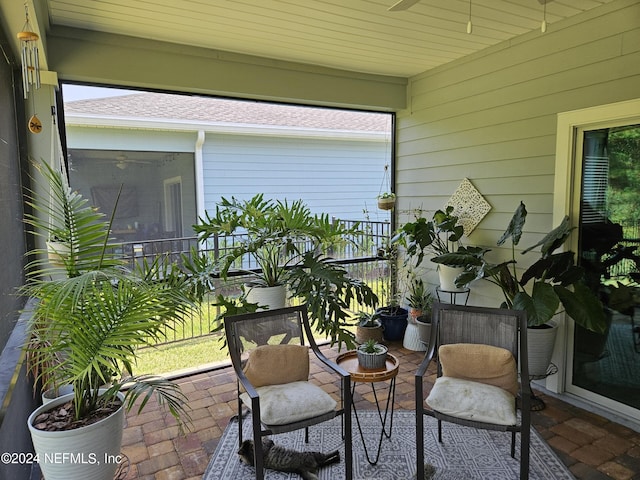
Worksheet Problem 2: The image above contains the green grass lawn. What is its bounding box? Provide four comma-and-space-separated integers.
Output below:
133, 327, 358, 377
133, 334, 230, 376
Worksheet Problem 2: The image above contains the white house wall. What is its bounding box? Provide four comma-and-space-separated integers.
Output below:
396, 0, 640, 307
66, 125, 390, 233
200, 133, 389, 221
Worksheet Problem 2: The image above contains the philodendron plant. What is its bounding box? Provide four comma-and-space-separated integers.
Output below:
432, 202, 607, 332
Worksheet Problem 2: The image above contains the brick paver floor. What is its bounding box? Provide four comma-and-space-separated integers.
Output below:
122, 342, 640, 480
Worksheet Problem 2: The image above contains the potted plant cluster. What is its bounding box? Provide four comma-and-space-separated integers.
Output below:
392, 206, 466, 291
194, 194, 378, 349
431, 202, 608, 376
22, 161, 198, 480
356, 339, 388, 370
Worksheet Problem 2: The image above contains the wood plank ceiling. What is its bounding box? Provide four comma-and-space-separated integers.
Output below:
45, 0, 616, 77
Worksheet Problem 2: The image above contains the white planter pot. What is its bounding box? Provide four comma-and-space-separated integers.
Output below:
245, 284, 287, 310
403, 322, 426, 351
28, 392, 125, 480
437, 265, 465, 292
415, 317, 432, 349
42, 384, 74, 405
527, 321, 559, 378
46, 241, 70, 267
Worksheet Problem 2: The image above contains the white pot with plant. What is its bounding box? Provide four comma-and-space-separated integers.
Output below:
430, 202, 608, 378
356, 339, 388, 370
392, 206, 468, 292
22, 161, 196, 480
194, 194, 378, 349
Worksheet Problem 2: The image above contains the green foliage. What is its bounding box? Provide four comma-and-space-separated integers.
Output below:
377, 192, 396, 199
607, 126, 640, 226
359, 338, 384, 354
22, 161, 195, 429
194, 194, 356, 287
356, 311, 381, 328
194, 194, 379, 351
430, 202, 607, 332
23, 160, 123, 278
406, 277, 433, 311
392, 206, 464, 265
288, 251, 378, 350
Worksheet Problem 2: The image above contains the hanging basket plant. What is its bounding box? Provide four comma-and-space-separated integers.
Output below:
377, 192, 396, 210
377, 164, 395, 210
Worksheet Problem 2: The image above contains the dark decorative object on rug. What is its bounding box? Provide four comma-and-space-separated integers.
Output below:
238, 438, 340, 480
203, 410, 575, 480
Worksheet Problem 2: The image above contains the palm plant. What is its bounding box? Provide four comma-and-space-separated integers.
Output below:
22, 160, 195, 428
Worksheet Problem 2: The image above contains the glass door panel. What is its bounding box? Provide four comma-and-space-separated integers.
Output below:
574, 124, 640, 410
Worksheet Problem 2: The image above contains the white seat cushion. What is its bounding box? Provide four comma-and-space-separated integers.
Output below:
240, 381, 337, 426
426, 376, 517, 426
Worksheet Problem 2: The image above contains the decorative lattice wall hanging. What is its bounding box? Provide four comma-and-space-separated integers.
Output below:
445, 178, 491, 236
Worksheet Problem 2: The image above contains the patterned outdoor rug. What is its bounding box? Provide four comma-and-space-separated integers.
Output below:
202, 411, 575, 480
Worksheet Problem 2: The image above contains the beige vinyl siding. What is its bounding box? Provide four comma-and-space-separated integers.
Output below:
395, 0, 640, 307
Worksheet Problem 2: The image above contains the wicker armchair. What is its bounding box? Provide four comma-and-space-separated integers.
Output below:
225, 305, 352, 480
415, 303, 531, 480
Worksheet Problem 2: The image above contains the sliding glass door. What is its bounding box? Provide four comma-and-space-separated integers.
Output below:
571, 124, 640, 411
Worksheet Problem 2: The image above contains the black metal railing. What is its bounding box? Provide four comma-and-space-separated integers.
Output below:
112, 219, 391, 347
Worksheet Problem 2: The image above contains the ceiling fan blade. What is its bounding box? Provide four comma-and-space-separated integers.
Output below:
388, 0, 420, 12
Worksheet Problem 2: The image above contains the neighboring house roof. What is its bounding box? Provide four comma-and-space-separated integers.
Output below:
65, 92, 390, 135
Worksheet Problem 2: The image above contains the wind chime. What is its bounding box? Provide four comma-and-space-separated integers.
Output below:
17, 3, 42, 133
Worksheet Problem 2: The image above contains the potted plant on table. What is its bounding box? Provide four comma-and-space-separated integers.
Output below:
194, 194, 378, 349
431, 202, 608, 376
22, 161, 196, 480
356, 339, 388, 370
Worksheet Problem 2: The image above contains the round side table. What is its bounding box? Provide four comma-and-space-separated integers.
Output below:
336, 351, 399, 465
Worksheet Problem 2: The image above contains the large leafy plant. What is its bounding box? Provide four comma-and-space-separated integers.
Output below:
391, 206, 464, 267
194, 194, 378, 349
194, 194, 355, 286
22, 161, 195, 428
432, 202, 607, 332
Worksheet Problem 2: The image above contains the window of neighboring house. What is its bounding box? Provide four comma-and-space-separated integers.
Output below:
61, 83, 394, 247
